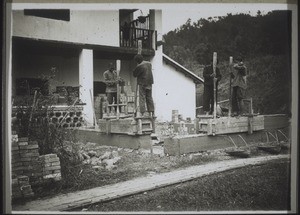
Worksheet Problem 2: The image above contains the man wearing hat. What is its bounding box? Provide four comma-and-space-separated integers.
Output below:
103, 62, 119, 112
231, 56, 247, 116
203, 58, 222, 115
133, 54, 155, 117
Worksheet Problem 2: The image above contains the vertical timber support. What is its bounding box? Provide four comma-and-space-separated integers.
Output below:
79, 49, 94, 126
212, 52, 217, 136
247, 98, 254, 134
136, 40, 142, 134
116, 60, 121, 120
229, 56, 233, 117
212, 52, 217, 120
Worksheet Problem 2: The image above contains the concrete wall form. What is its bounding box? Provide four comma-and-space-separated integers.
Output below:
73, 128, 151, 150
164, 127, 290, 156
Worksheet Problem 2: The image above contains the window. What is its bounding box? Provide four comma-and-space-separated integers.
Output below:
24, 9, 70, 21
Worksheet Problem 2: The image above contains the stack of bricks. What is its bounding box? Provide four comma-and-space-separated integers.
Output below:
124, 83, 135, 115
11, 136, 43, 184
39, 154, 62, 181
11, 133, 38, 200
94, 94, 106, 120
102, 95, 128, 118
11, 132, 63, 200
126, 93, 135, 114
12, 176, 34, 199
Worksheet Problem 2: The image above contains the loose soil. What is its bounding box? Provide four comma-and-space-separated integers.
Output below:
26, 140, 289, 201
80, 158, 290, 212
12, 137, 290, 210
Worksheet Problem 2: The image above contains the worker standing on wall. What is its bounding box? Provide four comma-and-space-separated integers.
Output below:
231, 56, 247, 116
103, 62, 119, 112
133, 54, 155, 117
203, 59, 222, 115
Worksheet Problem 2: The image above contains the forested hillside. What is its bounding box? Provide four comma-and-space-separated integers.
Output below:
163, 10, 291, 115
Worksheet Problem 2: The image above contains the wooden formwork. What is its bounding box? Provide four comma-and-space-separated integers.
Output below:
197, 114, 289, 136
98, 117, 154, 135
198, 115, 264, 135
164, 114, 290, 156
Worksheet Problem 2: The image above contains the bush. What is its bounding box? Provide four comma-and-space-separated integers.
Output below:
12, 68, 83, 188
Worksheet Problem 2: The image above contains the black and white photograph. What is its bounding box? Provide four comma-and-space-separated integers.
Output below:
2, 0, 298, 213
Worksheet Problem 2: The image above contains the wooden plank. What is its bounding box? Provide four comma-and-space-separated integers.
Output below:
200, 116, 264, 135
13, 154, 289, 212
212, 52, 217, 119
263, 114, 289, 129
228, 56, 233, 116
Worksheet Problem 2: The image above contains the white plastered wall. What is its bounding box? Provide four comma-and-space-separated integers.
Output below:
12, 10, 119, 47
154, 61, 196, 122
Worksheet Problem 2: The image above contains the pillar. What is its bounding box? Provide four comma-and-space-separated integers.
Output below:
149, 10, 163, 121
79, 49, 94, 126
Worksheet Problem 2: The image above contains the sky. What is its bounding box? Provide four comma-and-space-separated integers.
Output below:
161, 3, 291, 34
12, 2, 293, 35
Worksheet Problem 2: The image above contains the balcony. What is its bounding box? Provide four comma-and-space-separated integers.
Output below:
120, 27, 156, 50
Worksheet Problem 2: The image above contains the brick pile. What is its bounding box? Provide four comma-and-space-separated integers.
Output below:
39, 154, 62, 181
11, 137, 42, 184
94, 94, 106, 120
12, 176, 34, 199
11, 133, 62, 200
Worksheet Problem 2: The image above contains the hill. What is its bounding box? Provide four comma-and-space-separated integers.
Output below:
163, 10, 292, 115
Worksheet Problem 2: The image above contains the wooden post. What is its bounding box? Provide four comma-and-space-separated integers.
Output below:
134, 40, 142, 118
229, 56, 233, 117
135, 40, 143, 133
212, 52, 217, 120
89, 90, 98, 127
247, 98, 253, 134
116, 60, 121, 120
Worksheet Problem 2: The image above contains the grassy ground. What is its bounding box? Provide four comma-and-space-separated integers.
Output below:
79, 159, 290, 212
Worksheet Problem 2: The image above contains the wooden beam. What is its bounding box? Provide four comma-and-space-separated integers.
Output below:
13, 36, 155, 57
116, 60, 121, 120
229, 56, 233, 117
212, 52, 217, 120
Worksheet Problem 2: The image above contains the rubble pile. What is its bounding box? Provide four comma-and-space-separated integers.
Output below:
74, 143, 123, 171
81, 148, 122, 171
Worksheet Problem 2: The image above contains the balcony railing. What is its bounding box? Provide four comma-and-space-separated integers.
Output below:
120, 27, 156, 50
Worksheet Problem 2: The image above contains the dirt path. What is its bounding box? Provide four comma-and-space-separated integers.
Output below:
13, 154, 289, 212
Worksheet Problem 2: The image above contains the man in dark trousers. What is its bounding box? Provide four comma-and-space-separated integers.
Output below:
133, 54, 155, 117
203, 59, 222, 115
103, 62, 118, 112
231, 56, 247, 116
